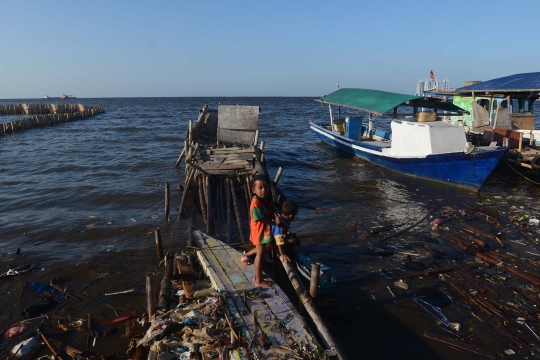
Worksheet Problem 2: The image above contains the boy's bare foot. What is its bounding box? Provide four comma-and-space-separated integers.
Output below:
240, 255, 252, 265
254, 280, 272, 288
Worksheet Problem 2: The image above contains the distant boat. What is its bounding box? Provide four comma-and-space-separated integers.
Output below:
43, 94, 76, 99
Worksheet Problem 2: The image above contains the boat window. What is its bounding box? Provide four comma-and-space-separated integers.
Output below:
476, 99, 490, 112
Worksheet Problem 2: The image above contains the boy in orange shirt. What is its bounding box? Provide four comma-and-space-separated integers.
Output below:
240, 174, 280, 287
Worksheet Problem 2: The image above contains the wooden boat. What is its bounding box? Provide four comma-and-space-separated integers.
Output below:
310, 88, 508, 190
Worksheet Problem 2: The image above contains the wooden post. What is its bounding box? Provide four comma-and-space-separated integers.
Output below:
164, 182, 170, 221
175, 145, 186, 167
158, 253, 173, 311
230, 178, 247, 243
253, 129, 259, 146
146, 274, 155, 317
178, 169, 195, 219
205, 175, 212, 235
243, 176, 251, 219
274, 166, 284, 185
310, 263, 320, 298
226, 178, 232, 244
198, 174, 207, 225
530, 133, 535, 146
188, 120, 192, 159
216, 180, 222, 220
154, 228, 163, 259
490, 101, 501, 143
280, 258, 348, 360
518, 132, 524, 153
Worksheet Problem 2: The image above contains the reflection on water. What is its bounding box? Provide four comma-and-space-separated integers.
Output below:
0, 97, 539, 359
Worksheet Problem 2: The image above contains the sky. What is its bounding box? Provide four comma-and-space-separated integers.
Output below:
0, 0, 539, 98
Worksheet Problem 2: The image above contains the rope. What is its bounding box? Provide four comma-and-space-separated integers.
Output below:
503, 158, 540, 185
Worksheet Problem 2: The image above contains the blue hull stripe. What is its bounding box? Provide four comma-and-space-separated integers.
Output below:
310, 123, 507, 190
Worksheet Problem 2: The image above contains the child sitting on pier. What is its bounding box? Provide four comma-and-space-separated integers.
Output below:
240, 174, 280, 288
272, 201, 298, 263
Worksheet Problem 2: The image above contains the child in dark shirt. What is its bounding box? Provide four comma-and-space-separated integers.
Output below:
272, 201, 298, 263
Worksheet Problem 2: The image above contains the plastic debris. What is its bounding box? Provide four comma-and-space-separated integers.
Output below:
4, 324, 27, 338
414, 298, 450, 327
9, 336, 39, 358
394, 280, 409, 290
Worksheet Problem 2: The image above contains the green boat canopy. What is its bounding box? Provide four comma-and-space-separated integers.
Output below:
317, 88, 468, 116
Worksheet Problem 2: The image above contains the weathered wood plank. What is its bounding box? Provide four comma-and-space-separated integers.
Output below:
198, 163, 250, 171
193, 231, 322, 357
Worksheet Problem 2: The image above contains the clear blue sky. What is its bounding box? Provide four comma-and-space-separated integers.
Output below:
1, 0, 538, 98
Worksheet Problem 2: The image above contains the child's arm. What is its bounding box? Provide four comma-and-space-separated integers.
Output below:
277, 245, 291, 262
254, 214, 280, 226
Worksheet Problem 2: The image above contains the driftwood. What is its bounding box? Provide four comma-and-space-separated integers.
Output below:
50, 279, 82, 303
279, 257, 348, 360
423, 330, 496, 359
40, 332, 65, 360
393, 267, 454, 280
475, 252, 540, 286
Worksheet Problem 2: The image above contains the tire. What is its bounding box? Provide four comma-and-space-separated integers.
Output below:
531, 155, 540, 173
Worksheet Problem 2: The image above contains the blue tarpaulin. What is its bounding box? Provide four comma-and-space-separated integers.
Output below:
455, 72, 540, 93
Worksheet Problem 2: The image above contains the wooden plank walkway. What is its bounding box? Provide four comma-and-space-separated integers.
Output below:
193, 230, 323, 359
194, 146, 255, 175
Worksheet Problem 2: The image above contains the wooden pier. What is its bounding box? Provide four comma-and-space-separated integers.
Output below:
177, 105, 271, 245
193, 230, 323, 359
0, 103, 104, 136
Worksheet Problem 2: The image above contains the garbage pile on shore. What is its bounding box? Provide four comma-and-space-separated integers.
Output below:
1, 249, 315, 360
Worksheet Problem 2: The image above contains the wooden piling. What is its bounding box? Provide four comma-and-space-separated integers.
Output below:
310, 263, 321, 298
198, 174, 208, 225
226, 178, 232, 244
158, 253, 173, 311
253, 129, 259, 146
154, 228, 163, 260
146, 274, 155, 317
274, 166, 284, 185
164, 182, 170, 221
230, 177, 247, 243
205, 175, 213, 235
178, 169, 195, 219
